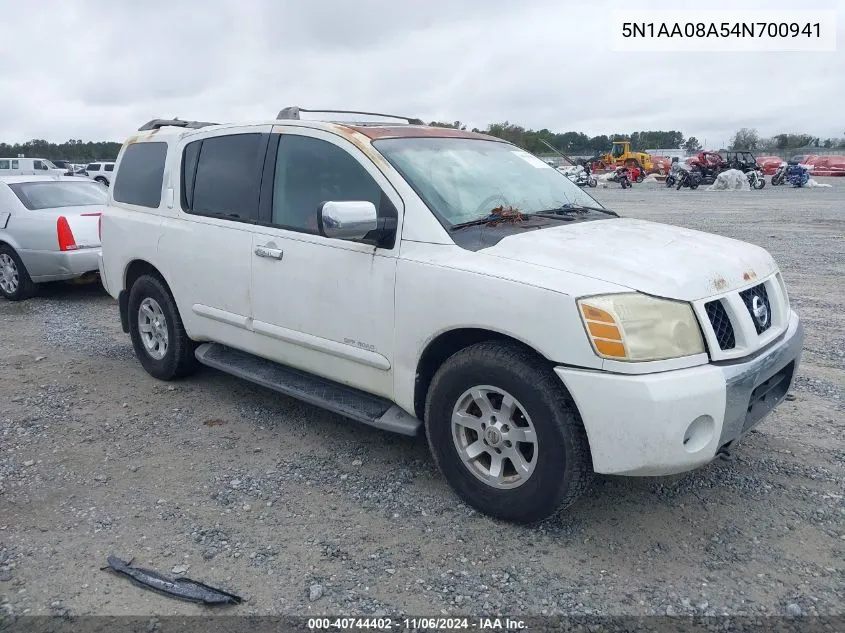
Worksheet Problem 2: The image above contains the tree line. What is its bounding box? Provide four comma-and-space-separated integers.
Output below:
0, 139, 123, 163
431, 121, 845, 155
2, 125, 843, 163
728, 128, 845, 152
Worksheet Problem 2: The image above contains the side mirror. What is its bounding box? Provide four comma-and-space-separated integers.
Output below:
318, 201, 378, 242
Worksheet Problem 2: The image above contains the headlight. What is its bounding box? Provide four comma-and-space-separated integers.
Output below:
578, 293, 705, 362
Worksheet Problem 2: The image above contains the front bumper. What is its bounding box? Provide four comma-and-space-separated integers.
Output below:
556, 310, 804, 476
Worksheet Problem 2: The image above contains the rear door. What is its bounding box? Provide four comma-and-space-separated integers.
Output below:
157, 127, 272, 346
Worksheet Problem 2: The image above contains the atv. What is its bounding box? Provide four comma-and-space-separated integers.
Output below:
725, 151, 765, 189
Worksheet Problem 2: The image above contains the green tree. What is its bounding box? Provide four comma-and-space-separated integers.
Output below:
682, 137, 702, 153
730, 128, 760, 150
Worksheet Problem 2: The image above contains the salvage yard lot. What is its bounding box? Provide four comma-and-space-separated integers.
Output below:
1, 180, 843, 618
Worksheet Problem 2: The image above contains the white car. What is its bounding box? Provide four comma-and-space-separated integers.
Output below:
0, 175, 105, 300
99, 109, 803, 522
84, 162, 117, 186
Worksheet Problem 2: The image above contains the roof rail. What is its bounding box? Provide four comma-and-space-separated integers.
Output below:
138, 118, 219, 132
276, 106, 424, 126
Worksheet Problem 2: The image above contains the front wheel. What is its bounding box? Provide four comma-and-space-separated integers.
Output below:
588, 177, 597, 187
754, 177, 766, 190
425, 342, 593, 523
128, 274, 198, 380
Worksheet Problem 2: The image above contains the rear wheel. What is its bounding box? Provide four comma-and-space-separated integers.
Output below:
0, 245, 37, 301
424, 342, 593, 523
94, 176, 109, 186
128, 274, 198, 380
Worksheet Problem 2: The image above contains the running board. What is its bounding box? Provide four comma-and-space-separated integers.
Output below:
194, 343, 421, 436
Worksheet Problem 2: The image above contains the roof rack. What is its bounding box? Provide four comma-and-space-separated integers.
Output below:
276, 106, 424, 126
138, 118, 219, 132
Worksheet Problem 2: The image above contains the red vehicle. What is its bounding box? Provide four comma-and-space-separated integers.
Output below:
687, 151, 726, 184
629, 165, 644, 183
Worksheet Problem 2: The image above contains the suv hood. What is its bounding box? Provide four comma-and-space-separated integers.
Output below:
480, 217, 776, 301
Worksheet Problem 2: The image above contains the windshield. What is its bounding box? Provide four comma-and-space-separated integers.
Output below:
373, 137, 604, 227
8, 180, 107, 210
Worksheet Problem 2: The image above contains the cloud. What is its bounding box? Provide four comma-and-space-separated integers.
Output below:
0, 0, 842, 145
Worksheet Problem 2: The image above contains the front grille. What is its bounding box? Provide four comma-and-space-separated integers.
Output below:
739, 283, 772, 335
705, 300, 735, 350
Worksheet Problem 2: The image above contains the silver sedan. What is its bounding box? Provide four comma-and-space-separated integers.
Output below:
0, 175, 107, 301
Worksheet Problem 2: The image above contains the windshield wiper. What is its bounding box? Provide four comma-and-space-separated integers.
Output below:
450, 209, 528, 231
535, 203, 618, 217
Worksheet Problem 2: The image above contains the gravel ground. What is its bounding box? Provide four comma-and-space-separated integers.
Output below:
0, 178, 843, 622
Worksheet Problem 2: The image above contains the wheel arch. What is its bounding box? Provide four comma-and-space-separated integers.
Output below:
0, 235, 23, 252
121, 259, 176, 333
413, 327, 555, 420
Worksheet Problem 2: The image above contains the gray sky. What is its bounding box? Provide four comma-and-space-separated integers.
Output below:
1, 0, 842, 146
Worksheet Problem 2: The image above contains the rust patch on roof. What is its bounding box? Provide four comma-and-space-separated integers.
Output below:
324, 123, 394, 171
346, 125, 501, 142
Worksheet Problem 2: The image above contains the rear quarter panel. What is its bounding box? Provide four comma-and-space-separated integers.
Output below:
100, 138, 170, 301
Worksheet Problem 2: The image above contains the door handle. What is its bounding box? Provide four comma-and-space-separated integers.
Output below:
254, 245, 284, 260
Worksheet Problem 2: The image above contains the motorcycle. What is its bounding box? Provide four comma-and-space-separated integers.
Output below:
565, 166, 597, 188
786, 163, 810, 187
676, 167, 702, 190
665, 162, 685, 188
612, 166, 632, 189
746, 168, 766, 190
628, 165, 645, 183
771, 163, 788, 186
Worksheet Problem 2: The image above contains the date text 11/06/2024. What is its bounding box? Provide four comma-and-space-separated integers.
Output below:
307, 617, 526, 630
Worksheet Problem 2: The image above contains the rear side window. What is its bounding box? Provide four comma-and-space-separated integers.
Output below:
183, 134, 264, 222
104, 164, 114, 172
0, 160, 9, 169
87, 164, 100, 171
113, 142, 167, 208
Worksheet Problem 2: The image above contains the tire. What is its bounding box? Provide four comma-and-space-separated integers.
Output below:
424, 341, 593, 523
127, 274, 198, 380
755, 178, 766, 190
94, 177, 109, 186
636, 172, 645, 183
588, 178, 597, 188
0, 245, 37, 301
690, 183, 699, 190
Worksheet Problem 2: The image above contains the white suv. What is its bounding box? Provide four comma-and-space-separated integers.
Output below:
99, 108, 803, 522
85, 161, 116, 186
